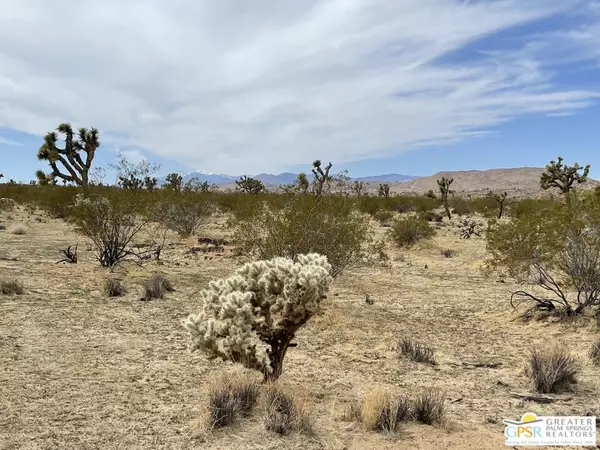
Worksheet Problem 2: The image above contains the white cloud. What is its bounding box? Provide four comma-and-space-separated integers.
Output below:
0, 0, 597, 173
0, 136, 24, 146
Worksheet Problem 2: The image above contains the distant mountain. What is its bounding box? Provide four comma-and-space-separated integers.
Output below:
355, 174, 419, 182
161, 171, 418, 186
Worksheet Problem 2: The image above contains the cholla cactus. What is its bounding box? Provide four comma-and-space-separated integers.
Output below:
184, 253, 332, 380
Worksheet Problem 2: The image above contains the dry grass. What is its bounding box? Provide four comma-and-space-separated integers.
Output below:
526, 346, 580, 394
141, 273, 174, 300
440, 248, 455, 258
10, 224, 27, 235
104, 278, 126, 297
0, 279, 25, 295
588, 338, 600, 365
398, 337, 437, 365
411, 389, 446, 425
361, 389, 411, 433
263, 383, 312, 435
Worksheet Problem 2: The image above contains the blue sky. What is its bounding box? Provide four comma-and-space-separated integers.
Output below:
1, 0, 600, 182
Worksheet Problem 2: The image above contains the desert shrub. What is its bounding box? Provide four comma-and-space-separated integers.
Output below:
440, 248, 455, 258
156, 196, 213, 237
0, 198, 16, 211
105, 278, 126, 297
508, 198, 558, 218
0, 279, 25, 295
10, 225, 27, 235
142, 273, 174, 300
0, 224, 6, 230
411, 389, 446, 425
184, 254, 332, 381
372, 209, 394, 226
589, 339, 600, 365
263, 384, 312, 435
389, 216, 435, 248
450, 198, 472, 216
362, 389, 411, 433
398, 338, 436, 365
230, 194, 373, 278
419, 210, 444, 223
69, 195, 150, 267
204, 372, 260, 430
526, 346, 579, 394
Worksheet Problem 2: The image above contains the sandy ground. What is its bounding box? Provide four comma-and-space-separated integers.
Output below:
1, 205, 599, 450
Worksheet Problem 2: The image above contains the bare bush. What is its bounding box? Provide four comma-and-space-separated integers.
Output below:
589, 339, 600, 365
526, 346, 579, 394
263, 383, 312, 435
0, 279, 25, 295
398, 338, 436, 365
70, 195, 150, 267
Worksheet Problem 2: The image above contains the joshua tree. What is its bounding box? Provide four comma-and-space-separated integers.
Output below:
311, 160, 332, 197
487, 191, 508, 219
164, 172, 183, 192
0, 173, 3, 180
296, 172, 310, 194
437, 177, 454, 220
540, 157, 590, 207
36, 123, 99, 187
378, 183, 390, 199
352, 180, 365, 196
236, 176, 265, 194
184, 253, 333, 381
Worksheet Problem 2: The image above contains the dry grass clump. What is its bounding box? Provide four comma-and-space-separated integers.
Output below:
204, 372, 260, 430
263, 383, 312, 435
440, 248, 455, 258
105, 278, 126, 297
398, 337, 437, 365
10, 225, 27, 235
142, 273, 174, 300
411, 389, 446, 425
0, 224, 6, 230
361, 389, 411, 433
1, 279, 25, 295
588, 339, 600, 365
349, 388, 446, 433
526, 346, 580, 393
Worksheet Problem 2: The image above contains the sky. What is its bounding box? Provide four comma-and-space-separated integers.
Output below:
1, 0, 600, 182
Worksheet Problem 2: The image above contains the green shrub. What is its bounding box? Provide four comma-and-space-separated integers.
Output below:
373, 209, 394, 225
230, 194, 373, 278
155, 196, 213, 237
389, 216, 435, 248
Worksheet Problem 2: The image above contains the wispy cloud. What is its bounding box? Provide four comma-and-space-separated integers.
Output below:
0, 0, 597, 173
0, 136, 24, 146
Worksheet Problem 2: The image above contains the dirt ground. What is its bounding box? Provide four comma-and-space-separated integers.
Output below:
1, 205, 599, 450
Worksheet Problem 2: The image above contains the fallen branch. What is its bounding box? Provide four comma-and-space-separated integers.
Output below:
509, 392, 572, 404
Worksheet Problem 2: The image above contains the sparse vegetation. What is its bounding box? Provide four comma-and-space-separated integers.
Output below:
487, 191, 508, 219
389, 216, 435, 248
156, 197, 213, 237
142, 273, 174, 300
105, 278, 126, 297
263, 383, 312, 435
526, 346, 579, 394
440, 248, 455, 258
411, 389, 446, 425
236, 176, 265, 194
398, 337, 437, 365
588, 338, 600, 365
0, 279, 25, 295
10, 225, 27, 235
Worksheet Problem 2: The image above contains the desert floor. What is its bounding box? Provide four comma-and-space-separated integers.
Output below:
1, 205, 599, 450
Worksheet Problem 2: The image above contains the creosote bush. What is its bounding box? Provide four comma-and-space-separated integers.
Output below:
389, 216, 435, 248
398, 338, 437, 365
231, 194, 374, 278
105, 278, 126, 297
526, 346, 579, 394
184, 253, 332, 381
263, 383, 312, 435
142, 273, 174, 300
156, 197, 213, 237
1, 279, 25, 295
